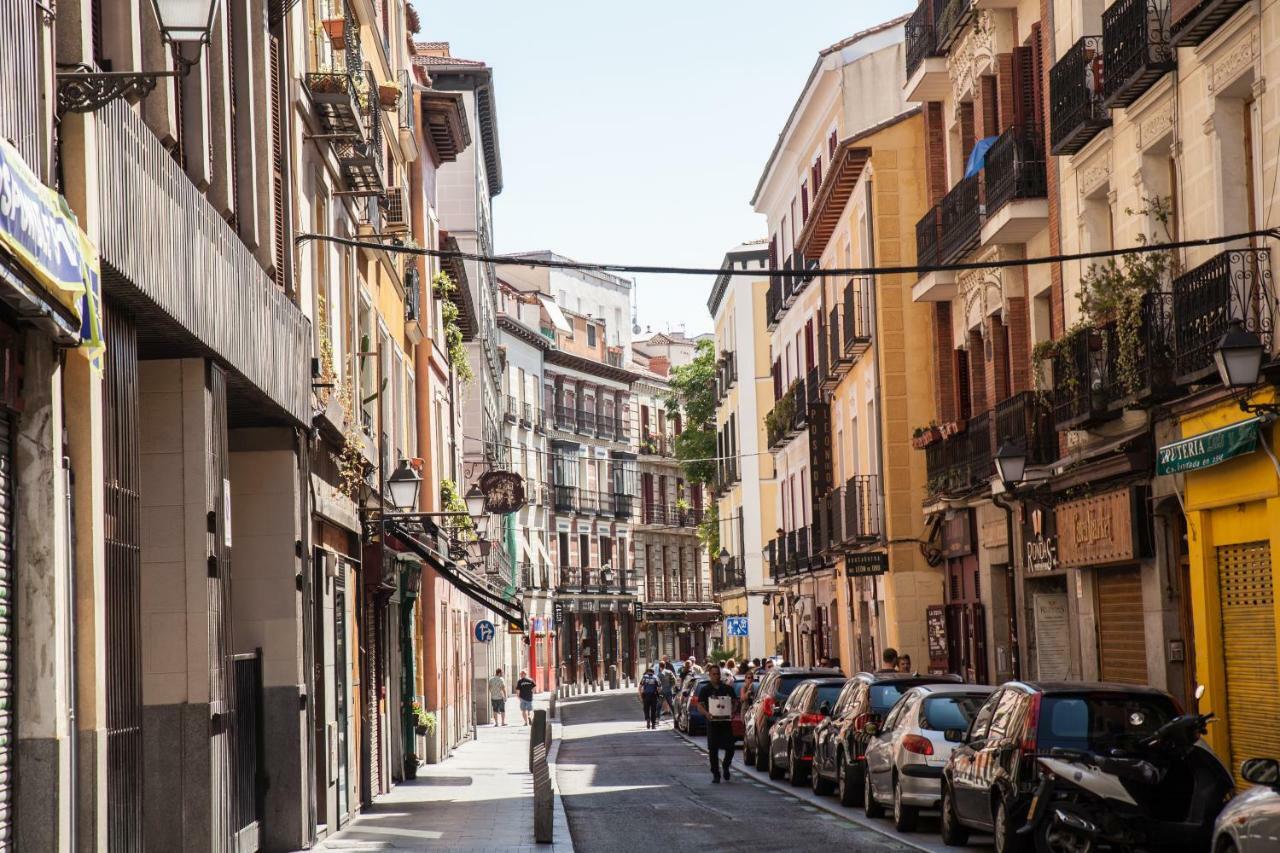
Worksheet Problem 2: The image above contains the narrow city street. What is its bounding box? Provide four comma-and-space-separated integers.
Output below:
556, 690, 980, 853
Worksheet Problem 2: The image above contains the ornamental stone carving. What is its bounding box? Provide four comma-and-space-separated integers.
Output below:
1208, 31, 1258, 94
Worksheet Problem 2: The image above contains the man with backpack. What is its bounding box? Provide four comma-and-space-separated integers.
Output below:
638, 666, 662, 729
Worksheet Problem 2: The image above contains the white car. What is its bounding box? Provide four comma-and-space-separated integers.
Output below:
862, 683, 994, 832
1214, 757, 1280, 852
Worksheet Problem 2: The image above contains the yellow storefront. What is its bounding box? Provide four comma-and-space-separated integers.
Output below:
1164, 389, 1280, 785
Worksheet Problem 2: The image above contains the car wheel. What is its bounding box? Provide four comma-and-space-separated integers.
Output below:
940, 783, 970, 847
837, 756, 859, 807
768, 745, 786, 780
788, 744, 807, 786
755, 738, 769, 772
743, 738, 755, 767
864, 770, 885, 818
811, 759, 835, 796
892, 775, 919, 833
994, 798, 1029, 853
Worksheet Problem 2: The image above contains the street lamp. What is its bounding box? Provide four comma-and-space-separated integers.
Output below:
718, 548, 731, 568
57, 0, 222, 113
993, 443, 1028, 489
464, 484, 486, 519
1215, 320, 1265, 389
387, 459, 422, 511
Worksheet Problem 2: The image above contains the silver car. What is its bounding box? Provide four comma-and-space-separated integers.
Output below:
862, 683, 994, 832
1214, 757, 1280, 852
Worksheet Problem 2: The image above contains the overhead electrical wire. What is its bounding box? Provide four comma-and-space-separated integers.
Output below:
296, 226, 1280, 280
461, 435, 772, 466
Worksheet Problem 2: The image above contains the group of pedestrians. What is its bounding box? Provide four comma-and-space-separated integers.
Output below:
638, 657, 680, 728
485, 668, 538, 726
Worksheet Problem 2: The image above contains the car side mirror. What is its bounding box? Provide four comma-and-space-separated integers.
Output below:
943, 728, 965, 743
1242, 757, 1280, 787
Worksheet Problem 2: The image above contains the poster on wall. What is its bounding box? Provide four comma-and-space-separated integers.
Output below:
1033, 593, 1071, 681
925, 605, 948, 675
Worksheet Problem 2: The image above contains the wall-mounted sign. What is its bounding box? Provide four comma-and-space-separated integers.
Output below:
479, 470, 526, 515
635, 602, 645, 622
845, 551, 888, 577
1156, 417, 1262, 476
926, 604, 948, 675
1054, 488, 1140, 569
1023, 506, 1058, 575
1033, 593, 1071, 680
725, 616, 749, 637
474, 620, 496, 643
942, 510, 973, 558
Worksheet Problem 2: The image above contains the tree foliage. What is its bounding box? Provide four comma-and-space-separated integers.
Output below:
666, 339, 718, 485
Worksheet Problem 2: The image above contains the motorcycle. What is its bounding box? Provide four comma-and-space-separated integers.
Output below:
1021, 690, 1234, 852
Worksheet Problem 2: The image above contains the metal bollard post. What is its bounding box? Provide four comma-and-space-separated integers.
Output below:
530, 709, 547, 771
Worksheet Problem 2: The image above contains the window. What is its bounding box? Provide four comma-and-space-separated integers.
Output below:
558, 531, 570, 567
579, 533, 590, 568
987, 689, 1028, 741
968, 690, 1002, 741
587, 323, 596, 347
922, 694, 988, 732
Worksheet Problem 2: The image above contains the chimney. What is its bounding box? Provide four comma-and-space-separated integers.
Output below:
649, 355, 671, 377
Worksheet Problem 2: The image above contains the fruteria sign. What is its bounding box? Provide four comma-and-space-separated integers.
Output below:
1156, 417, 1262, 476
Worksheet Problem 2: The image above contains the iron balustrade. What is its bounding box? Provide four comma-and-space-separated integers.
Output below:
962, 410, 994, 487
713, 559, 747, 593
595, 416, 615, 440
993, 391, 1057, 465
576, 409, 596, 434
916, 205, 943, 269
1173, 247, 1276, 384
791, 377, 809, 431
806, 367, 822, 409
767, 276, 784, 327
1170, 0, 1250, 46
335, 68, 385, 193
1050, 36, 1111, 155
1102, 0, 1175, 108
844, 278, 875, 357
906, 0, 944, 79
984, 126, 1047, 217
841, 475, 882, 543
936, 0, 975, 51
553, 485, 576, 512
504, 394, 518, 422
554, 405, 575, 430
613, 493, 634, 519
939, 172, 982, 263
925, 414, 994, 494
1052, 327, 1119, 430
303, 70, 367, 138
521, 402, 533, 426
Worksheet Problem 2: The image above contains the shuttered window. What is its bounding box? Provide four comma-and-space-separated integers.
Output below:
1096, 567, 1148, 686
1217, 541, 1280, 788
270, 33, 287, 291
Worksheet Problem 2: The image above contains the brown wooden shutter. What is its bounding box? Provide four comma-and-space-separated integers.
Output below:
801, 183, 810, 222
828, 129, 838, 158
1013, 45, 1042, 134
270, 34, 286, 291
955, 349, 972, 420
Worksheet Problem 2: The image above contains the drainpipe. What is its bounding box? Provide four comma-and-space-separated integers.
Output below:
63, 455, 78, 853
865, 177, 890, 654
990, 491, 1022, 681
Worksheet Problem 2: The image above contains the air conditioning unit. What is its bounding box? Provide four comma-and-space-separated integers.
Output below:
382, 185, 409, 233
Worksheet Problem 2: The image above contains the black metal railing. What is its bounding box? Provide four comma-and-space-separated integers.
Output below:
231, 650, 264, 836
504, 394, 518, 422
553, 404, 576, 430
1102, 0, 1175, 108
939, 173, 982, 263
713, 558, 747, 593
1050, 36, 1111, 155
1052, 327, 1118, 430
984, 126, 1047, 217
936, 0, 975, 51
1173, 247, 1276, 384
521, 402, 533, 426
1170, 0, 1249, 46
613, 493, 634, 519
791, 377, 809, 431
806, 367, 821, 408
767, 275, 784, 327
640, 503, 703, 528
993, 391, 1057, 464
576, 409, 596, 434
841, 475, 882, 544
844, 277, 874, 356
906, 0, 944, 79
924, 413, 994, 494
917, 205, 943, 269
554, 484, 576, 512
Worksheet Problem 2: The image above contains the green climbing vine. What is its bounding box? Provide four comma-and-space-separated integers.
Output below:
433, 271, 472, 384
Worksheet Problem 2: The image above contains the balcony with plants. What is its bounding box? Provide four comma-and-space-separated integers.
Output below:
1102, 0, 1175, 108
935, 0, 976, 52
1050, 36, 1111, 155
764, 379, 805, 450
924, 413, 993, 497
993, 391, 1057, 467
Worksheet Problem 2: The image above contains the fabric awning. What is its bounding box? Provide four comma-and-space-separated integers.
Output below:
1157, 417, 1264, 476
539, 294, 572, 333
387, 518, 525, 630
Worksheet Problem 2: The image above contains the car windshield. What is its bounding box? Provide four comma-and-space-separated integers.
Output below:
869, 684, 906, 713
1037, 694, 1178, 752
923, 695, 987, 731
815, 685, 845, 709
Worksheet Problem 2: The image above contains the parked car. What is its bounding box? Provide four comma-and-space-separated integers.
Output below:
767, 677, 848, 785
742, 667, 842, 772
811, 671, 962, 807
677, 675, 746, 737
940, 681, 1181, 853
674, 674, 704, 733
861, 683, 994, 831
1214, 757, 1280, 853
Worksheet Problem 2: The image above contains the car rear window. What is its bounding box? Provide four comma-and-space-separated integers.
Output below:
1037, 694, 1177, 752
815, 685, 845, 707
775, 675, 814, 699
922, 695, 987, 731
869, 684, 906, 713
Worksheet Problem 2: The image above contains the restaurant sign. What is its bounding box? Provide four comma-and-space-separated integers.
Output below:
1156, 417, 1261, 476
1023, 506, 1059, 575
845, 551, 888, 577
479, 470, 526, 514
1054, 488, 1140, 569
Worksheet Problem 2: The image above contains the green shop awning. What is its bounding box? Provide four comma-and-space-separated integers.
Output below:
1157, 417, 1264, 476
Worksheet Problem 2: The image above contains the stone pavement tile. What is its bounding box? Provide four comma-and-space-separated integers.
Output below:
308, 694, 572, 852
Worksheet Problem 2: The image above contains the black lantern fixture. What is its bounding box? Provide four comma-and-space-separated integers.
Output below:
387, 459, 422, 512
993, 443, 1028, 489
1216, 320, 1265, 390
718, 547, 731, 568
57, 0, 221, 113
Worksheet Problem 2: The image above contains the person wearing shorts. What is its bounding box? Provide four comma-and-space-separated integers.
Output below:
487, 668, 508, 726
515, 670, 537, 724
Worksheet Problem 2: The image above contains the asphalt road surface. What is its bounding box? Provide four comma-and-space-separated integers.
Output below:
554, 689, 930, 853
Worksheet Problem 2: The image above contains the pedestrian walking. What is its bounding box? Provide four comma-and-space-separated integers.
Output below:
659, 661, 677, 718
487, 668, 508, 726
638, 666, 662, 729
895, 653, 914, 674
878, 647, 899, 673
697, 663, 738, 783
515, 670, 536, 725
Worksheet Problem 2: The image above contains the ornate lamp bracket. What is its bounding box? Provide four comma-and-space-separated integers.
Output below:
55, 42, 199, 115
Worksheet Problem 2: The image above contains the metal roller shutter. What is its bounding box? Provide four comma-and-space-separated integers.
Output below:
1217, 541, 1280, 788
1096, 567, 1149, 685
0, 409, 13, 846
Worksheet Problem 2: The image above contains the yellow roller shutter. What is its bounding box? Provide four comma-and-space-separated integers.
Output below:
1097, 567, 1149, 685
1217, 541, 1280, 788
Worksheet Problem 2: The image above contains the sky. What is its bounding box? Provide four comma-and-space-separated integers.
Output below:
411, 0, 915, 336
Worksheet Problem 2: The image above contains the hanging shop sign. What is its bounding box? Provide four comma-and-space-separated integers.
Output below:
1156, 417, 1262, 476
942, 510, 973, 558
1054, 488, 1142, 569
478, 470, 526, 514
553, 602, 564, 625
1023, 506, 1059, 575
845, 551, 888, 578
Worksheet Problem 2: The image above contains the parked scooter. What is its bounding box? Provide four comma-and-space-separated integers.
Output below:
1021, 687, 1233, 852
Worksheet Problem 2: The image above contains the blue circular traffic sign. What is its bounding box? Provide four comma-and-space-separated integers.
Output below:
474, 620, 496, 643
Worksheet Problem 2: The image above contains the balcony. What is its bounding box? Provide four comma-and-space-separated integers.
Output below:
905, 0, 949, 102
1170, 0, 1250, 46
576, 409, 596, 435
303, 70, 366, 138
837, 475, 882, 545
981, 127, 1049, 245
805, 367, 822, 409
773, 251, 817, 325
613, 493, 634, 520
713, 558, 747, 594
935, 0, 976, 51
1173, 248, 1276, 385
1051, 327, 1122, 430
913, 206, 958, 302
640, 503, 703, 528
1102, 0, 1175, 109
1050, 36, 1111, 156
576, 488, 602, 515
553, 405, 575, 431
553, 485, 577, 512
639, 430, 674, 457
939, 172, 982, 264
924, 412, 993, 495
767, 275, 784, 330
334, 70, 384, 194
520, 402, 533, 427
993, 391, 1057, 465
504, 394, 518, 422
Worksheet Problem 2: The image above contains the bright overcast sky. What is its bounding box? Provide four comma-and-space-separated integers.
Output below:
412, 0, 915, 336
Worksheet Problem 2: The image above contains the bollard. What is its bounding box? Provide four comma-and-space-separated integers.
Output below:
530, 709, 548, 771
532, 742, 554, 843
550, 688, 558, 719
608, 664, 619, 690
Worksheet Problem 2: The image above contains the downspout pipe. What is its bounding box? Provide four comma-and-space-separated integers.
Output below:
990, 491, 1022, 681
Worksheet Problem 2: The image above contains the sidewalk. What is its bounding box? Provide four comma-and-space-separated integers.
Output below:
315, 694, 572, 852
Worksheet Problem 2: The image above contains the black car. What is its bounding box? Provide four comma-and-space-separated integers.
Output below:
811, 671, 962, 806
940, 681, 1181, 853
767, 677, 848, 785
742, 667, 842, 772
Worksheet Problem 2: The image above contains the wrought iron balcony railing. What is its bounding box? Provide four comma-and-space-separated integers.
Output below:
712, 558, 747, 594
554, 404, 576, 431
1173, 248, 1276, 385
1170, 0, 1250, 46
767, 275, 784, 328
837, 475, 882, 545
906, 0, 944, 79
521, 402, 533, 426
935, 0, 975, 52
1102, 0, 1175, 108
613, 493, 634, 520
917, 205, 943, 269
504, 394, 518, 422
1050, 36, 1111, 155
844, 277, 874, 357
993, 391, 1057, 465
984, 126, 1047, 217
939, 172, 982, 264
640, 503, 703, 528
924, 413, 993, 494
553, 484, 577, 512
1052, 326, 1121, 430
576, 409, 596, 435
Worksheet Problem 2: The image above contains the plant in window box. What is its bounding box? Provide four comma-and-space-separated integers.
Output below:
378, 79, 402, 109
321, 16, 345, 50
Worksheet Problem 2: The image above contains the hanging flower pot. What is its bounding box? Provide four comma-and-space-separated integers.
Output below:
378, 81, 402, 109
321, 17, 345, 50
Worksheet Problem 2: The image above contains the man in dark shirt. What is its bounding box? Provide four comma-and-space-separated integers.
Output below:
696, 664, 738, 783
515, 670, 537, 725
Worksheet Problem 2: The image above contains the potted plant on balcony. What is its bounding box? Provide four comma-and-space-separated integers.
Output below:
911, 421, 943, 449
378, 79, 402, 109
321, 16, 345, 49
